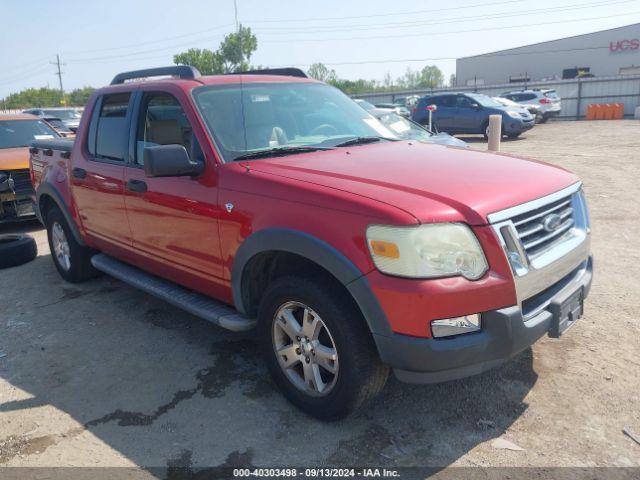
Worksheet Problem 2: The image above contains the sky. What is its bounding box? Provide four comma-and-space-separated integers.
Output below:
1, 0, 640, 98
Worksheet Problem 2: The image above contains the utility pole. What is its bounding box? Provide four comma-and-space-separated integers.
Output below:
51, 54, 65, 104
233, 0, 239, 32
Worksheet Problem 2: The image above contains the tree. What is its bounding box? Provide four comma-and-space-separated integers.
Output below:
329, 78, 377, 95
307, 63, 337, 83
0, 86, 96, 109
216, 25, 257, 73
68, 86, 96, 106
449, 73, 456, 88
397, 67, 420, 89
1, 87, 63, 109
382, 71, 394, 89
173, 48, 220, 75
173, 25, 257, 74
417, 65, 444, 89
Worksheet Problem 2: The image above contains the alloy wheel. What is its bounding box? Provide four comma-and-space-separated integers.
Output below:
272, 301, 339, 397
51, 222, 71, 271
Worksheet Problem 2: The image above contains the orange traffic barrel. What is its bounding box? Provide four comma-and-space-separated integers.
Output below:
603, 104, 614, 120
592, 104, 603, 120
614, 103, 624, 119
586, 104, 596, 120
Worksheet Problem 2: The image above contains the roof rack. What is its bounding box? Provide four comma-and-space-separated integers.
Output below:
231, 67, 308, 78
110, 66, 201, 85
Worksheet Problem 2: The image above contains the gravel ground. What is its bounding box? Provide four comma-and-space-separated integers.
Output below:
0, 120, 639, 475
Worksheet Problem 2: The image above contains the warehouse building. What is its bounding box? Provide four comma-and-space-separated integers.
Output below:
456, 23, 640, 87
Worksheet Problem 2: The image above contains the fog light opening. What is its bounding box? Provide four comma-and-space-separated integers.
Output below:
431, 314, 481, 338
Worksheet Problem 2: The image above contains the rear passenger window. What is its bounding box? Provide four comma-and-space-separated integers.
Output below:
433, 95, 456, 107
92, 93, 131, 161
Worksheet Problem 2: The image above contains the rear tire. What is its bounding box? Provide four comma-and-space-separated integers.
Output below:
258, 275, 389, 420
507, 132, 521, 139
482, 121, 490, 140
483, 121, 506, 140
45, 205, 99, 283
539, 114, 550, 124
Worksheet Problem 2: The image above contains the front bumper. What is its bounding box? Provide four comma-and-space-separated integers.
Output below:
375, 255, 592, 384
0, 192, 35, 222
504, 118, 535, 134
0, 169, 36, 222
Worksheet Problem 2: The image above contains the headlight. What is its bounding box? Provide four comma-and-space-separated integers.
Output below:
366, 223, 488, 280
506, 110, 521, 118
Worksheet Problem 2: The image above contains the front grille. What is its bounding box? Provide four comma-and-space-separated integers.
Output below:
9, 169, 33, 196
510, 195, 575, 258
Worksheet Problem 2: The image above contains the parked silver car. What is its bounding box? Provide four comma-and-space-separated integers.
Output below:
494, 97, 543, 123
353, 99, 410, 118
374, 102, 411, 118
500, 89, 561, 123
22, 108, 82, 132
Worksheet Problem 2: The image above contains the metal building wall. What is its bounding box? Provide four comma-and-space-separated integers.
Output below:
455, 23, 640, 86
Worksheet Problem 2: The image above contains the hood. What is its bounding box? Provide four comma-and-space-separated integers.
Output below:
429, 133, 469, 148
0, 147, 30, 171
244, 141, 579, 225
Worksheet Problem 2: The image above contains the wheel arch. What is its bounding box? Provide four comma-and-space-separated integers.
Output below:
36, 183, 85, 246
232, 228, 393, 337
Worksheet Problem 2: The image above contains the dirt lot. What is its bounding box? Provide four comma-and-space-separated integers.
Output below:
1, 120, 639, 474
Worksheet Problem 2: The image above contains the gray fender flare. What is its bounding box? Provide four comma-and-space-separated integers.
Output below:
231, 228, 393, 337
36, 183, 86, 246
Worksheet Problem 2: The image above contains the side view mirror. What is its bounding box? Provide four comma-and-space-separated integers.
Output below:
144, 144, 204, 178
471, 103, 481, 110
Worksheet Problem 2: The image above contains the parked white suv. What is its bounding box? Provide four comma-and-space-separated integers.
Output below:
501, 89, 561, 123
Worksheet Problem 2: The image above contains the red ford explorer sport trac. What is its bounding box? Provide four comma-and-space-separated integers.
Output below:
29, 66, 593, 420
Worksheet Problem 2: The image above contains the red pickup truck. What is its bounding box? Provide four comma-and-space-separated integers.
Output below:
30, 66, 593, 420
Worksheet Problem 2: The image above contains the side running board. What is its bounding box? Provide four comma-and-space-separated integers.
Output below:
91, 253, 255, 332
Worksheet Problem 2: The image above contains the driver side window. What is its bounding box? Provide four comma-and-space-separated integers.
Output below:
135, 92, 201, 166
456, 96, 475, 108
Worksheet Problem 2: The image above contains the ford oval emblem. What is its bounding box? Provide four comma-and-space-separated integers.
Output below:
542, 213, 563, 232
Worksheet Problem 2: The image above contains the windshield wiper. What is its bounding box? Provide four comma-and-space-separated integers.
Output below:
233, 146, 333, 161
333, 136, 391, 147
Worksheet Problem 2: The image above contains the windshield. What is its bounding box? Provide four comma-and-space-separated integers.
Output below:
0, 119, 58, 148
494, 97, 518, 107
43, 109, 81, 120
193, 82, 396, 161
375, 112, 433, 142
467, 93, 504, 108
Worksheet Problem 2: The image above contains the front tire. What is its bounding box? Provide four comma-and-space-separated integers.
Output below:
46, 205, 99, 282
258, 275, 389, 420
